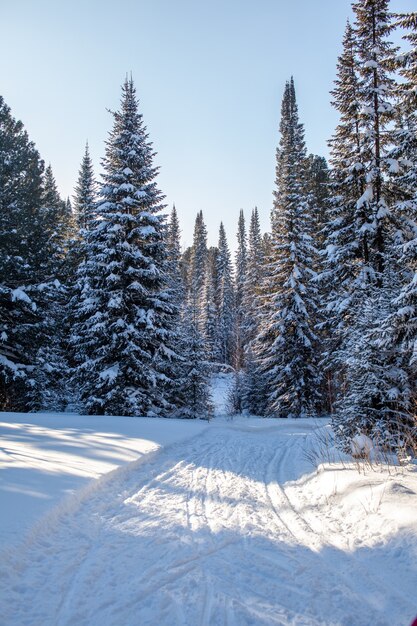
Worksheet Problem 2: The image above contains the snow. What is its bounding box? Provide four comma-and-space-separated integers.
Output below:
363, 59, 379, 69
0, 354, 25, 375
99, 364, 120, 381
357, 186, 373, 209
0, 413, 208, 549
139, 225, 156, 236
11, 287, 31, 304
211, 373, 234, 416
351, 433, 374, 458
386, 158, 400, 174
0, 412, 416, 625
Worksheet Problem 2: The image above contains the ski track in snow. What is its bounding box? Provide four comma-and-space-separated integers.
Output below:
1, 421, 416, 626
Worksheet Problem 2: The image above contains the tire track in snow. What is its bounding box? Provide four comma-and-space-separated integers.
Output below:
274, 434, 415, 619
1, 422, 413, 626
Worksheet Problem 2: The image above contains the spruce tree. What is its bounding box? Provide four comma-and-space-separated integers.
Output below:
166, 204, 184, 309
201, 261, 218, 361
214, 222, 235, 367
352, 0, 397, 283
73, 142, 97, 232
372, 11, 417, 449
305, 154, 330, 253
305, 155, 331, 409
324, 20, 365, 321
240, 207, 268, 414
30, 164, 75, 411
234, 209, 247, 370
0, 96, 46, 409
188, 211, 208, 332
41, 164, 75, 277
254, 79, 321, 418
71, 78, 180, 416
179, 300, 213, 419
242, 207, 264, 349
328, 1, 412, 449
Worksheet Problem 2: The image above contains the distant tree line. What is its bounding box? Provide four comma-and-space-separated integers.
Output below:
0, 0, 416, 453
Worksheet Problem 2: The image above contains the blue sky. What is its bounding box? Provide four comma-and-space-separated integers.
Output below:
1, 0, 415, 250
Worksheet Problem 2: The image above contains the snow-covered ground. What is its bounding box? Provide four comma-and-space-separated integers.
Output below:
0, 411, 416, 626
211, 372, 234, 416
0, 413, 208, 549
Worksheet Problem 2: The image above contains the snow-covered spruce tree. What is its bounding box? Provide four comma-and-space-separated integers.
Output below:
322, 20, 364, 360
240, 207, 269, 414
336, 286, 412, 450
305, 154, 331, 409
234, 209, 247, 370
164, 204, 210, 416
352, 0, 398, 283
64, 144, 99, 409
73, 142, 97, 232
329, 1, 411, 450
69, 145, 98, 299
166, 205, 184, 309
41, 164, 75, 278
372, 11, 417, 449
242, 207, 264, 349
29, 278, 70, 412
71, 78, 180, 416
0, 96, 49, 410
388, 12, 417, 371
29, 164, 75, 411
214, 222, 235, 367
305, 154, 330, 254
188, 210, 208, 332
179, 295, 213, 419
201, 260, 218, 362
254, 78, 322, 418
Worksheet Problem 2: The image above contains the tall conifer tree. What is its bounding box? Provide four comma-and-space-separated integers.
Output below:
189, 210, 208, 333
255, 79, 321, 417
0, 97, 45, 409
71, 78, 179, 416
234, 210, 247, 369
73, 143, 97, 231
215, 222, 235, 366
328, 1, 412, 449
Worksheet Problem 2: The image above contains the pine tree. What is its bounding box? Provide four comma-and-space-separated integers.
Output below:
188, 211, 208, 332
389, 13, 417, 374
201, 260, 217, 361
234, 210, 247, 370
178, 300, 213, 419
240, 207, 267, 413
71, 78, 180, 416
372, 11, 417, 449
214, 222, 235, 367
0, 96, 46, 410
305, 155, 331, 409
328, 1, 413, 449
254, 78, 322, 418
73, 142, 97, 231
166, 204, 184, 308
335, 287, 412, 451
324, 20, 365, 320
353, 0, 397, 283
242, 207, 264, 349
42, 165, 72, 259
30, 163, 77, 411
305, 154, 330, 252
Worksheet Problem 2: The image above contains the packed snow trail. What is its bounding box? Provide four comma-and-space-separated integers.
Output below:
1, 420, 416, 626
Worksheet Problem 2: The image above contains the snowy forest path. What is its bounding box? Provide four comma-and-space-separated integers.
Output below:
0, 419, 415, 626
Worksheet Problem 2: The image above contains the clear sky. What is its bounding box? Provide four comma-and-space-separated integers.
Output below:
1, 0, 414, 251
